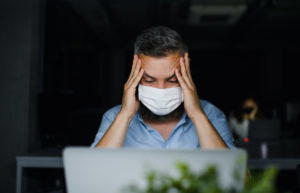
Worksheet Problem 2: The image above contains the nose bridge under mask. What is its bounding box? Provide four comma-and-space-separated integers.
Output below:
138, 84, 183, 115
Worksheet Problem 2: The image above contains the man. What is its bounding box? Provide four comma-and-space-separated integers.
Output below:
91, 26, 235, 149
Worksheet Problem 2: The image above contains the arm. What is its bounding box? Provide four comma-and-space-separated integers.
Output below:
175, 53, 228, 149
190, 110, 227, 149
95, 55, 144, 148
95, 111, 133, 147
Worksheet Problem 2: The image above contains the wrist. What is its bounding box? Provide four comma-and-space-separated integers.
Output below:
118, 110, 135, 121
188, 108, 206, 121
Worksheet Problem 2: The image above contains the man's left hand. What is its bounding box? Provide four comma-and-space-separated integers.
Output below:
175, 53, 203, 119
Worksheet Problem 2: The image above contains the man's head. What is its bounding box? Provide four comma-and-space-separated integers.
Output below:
134, 26, 188, 57
134, 26, 188, 89
133, 26, 188, 122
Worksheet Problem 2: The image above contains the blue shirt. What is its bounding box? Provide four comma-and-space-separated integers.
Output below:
90, 100, 235, 149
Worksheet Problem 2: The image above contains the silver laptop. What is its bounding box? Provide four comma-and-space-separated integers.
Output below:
63, 147, 247, 193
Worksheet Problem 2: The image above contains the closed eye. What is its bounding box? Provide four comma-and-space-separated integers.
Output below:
143, 79, 155, 83
169, 79, 178, 83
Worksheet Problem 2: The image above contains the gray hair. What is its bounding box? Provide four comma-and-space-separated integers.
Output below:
134, 26, 188, 57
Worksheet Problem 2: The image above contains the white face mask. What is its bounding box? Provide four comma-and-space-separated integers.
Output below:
138, 84, 183, 116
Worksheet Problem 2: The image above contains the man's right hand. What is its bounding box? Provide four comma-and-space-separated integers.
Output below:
120, 55, 144, 118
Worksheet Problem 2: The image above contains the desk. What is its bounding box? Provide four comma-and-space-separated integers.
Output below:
16, 156, 63, 193
249, 159, 300, 170
16, 156, 300, 193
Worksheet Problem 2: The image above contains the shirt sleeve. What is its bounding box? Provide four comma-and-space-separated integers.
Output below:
205, 103, 236, 149
90, 106, 120, 148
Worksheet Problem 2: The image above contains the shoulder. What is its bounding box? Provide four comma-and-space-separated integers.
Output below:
102, 104, 122, 121
200, 99, 225, 118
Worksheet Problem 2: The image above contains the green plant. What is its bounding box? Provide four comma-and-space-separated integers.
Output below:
123, 161, 281, 193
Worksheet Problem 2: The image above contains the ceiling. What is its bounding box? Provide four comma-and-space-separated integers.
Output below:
60, 0, 300, 49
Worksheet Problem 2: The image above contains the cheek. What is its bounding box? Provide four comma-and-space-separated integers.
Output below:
165, 81, 180, 88
140, 80, 153, 86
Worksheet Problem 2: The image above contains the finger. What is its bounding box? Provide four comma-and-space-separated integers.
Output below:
132, 59, 141, 78
180, 57, 194, 89
127, 59, 141, 87
175, 68, 188, 91
125, 55, 138, 87
130, 68, 144, 89
184, 53, 196, 87
129, 55, 138, 79
184, 53, 192, 78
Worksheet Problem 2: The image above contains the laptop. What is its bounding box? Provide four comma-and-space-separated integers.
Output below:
63, 147, 247, 193
248, 119, 281, 140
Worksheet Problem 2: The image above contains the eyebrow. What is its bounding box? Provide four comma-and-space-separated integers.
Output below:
143, 72, 177, 80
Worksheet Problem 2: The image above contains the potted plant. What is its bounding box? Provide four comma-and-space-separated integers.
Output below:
124, 161, 283, 193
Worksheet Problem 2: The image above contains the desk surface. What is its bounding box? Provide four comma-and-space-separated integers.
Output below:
16, 155, 300, 170
15, 150, 300, 193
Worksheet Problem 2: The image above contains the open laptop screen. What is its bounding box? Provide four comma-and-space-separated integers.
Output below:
63, 147, 247, 193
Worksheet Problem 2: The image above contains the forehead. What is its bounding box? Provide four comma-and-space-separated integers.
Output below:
139, 53, 181, 78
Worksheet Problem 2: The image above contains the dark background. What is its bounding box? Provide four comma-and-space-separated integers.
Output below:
1, 0, 300, 192
42, 0, 300, 146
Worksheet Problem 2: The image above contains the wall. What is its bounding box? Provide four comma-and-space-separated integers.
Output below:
0, 0, 42, 191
